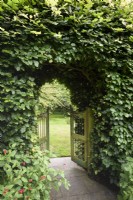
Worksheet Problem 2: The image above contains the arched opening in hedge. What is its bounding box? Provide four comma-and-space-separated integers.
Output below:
0, 1, 132, 196
36, 64, 100, 163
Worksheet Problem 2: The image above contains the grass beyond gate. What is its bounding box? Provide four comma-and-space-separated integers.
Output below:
50, 113, 70, 157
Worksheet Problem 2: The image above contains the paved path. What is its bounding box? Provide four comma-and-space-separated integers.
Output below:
50, 157, 117, 200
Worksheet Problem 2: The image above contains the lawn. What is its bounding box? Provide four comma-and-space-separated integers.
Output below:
50, 113, 70, 157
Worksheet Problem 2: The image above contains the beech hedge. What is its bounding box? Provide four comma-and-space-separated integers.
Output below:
0, 0, 133, 196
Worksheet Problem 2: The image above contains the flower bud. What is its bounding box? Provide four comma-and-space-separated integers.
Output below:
3, 188, 9, 196
3, 149, 7, 155
40, 175, 46, 181
21, 162, 26, 166
18, 188, 25, 194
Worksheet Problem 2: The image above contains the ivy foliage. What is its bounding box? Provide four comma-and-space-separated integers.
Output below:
118, 157, 133, 200
0, 0, 133, 190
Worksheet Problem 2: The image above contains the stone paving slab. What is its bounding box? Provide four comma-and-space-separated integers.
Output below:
50, 157, 117, 200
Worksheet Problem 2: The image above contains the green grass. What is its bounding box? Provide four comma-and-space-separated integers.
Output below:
50, 113, 70, 157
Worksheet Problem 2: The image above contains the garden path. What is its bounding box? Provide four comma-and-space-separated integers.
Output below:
50, 157, 117, 200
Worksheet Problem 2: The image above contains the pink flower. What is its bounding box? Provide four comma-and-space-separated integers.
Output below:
40, 175, 46, 181
3, 188, 9, 196
3, 149, 8, 155
21, 162, 26, 166
18, 188, 25, 194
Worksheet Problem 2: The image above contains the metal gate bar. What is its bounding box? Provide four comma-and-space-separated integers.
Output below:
38, 108, 49, 150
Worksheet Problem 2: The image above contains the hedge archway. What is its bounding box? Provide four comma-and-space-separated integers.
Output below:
0, 0, 133, 198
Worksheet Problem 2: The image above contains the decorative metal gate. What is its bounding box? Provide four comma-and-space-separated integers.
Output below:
38, 108, 49, 150
70, 108, 93, 169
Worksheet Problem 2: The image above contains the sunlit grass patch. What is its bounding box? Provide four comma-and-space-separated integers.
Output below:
50, 113, 70, 157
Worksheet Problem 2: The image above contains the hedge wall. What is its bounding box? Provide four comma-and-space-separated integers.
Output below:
0, 0, 133, 190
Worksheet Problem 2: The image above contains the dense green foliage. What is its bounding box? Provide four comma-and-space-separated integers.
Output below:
0, 138, 69, 199
118, 157, 133, 200
0, 0, 133, 197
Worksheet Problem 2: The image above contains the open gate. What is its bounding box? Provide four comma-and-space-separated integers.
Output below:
38, 108, 49, 150
70, 108, 93, 169
38, 107, 93, 170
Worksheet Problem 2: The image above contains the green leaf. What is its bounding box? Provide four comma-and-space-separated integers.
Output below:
30, 31, 41, 35
34, 60, 39, 68
21, 177, 28, 183
47, 175, 52, 181
20, 127, 26, 133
